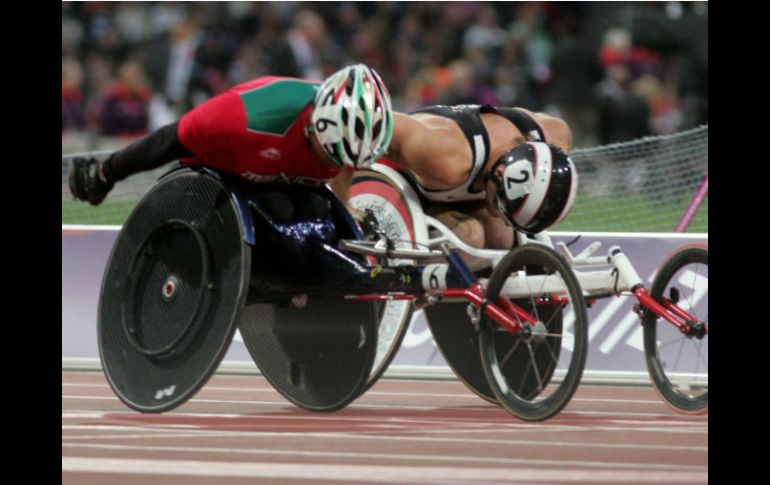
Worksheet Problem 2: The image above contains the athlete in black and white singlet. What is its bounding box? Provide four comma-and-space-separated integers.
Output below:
408, 105, 547, 202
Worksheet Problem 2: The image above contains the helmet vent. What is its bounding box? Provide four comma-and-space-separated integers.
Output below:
345, 72, 355, 95
342, 138, 356, 161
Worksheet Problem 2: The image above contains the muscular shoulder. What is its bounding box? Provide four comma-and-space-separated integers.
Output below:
517, 108, 573, 153
386, 112, 472, 187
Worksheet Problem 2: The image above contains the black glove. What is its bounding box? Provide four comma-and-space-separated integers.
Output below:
68, 157, 115, 206
361, 209, 382, 240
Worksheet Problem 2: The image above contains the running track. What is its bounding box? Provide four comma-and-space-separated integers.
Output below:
62, 371, 707, 484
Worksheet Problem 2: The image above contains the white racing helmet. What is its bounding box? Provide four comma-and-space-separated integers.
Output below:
310, 64, 393, 169
485, 142, 578, 234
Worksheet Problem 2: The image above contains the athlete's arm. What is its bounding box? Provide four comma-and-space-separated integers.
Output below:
384, 113, 440, 168
385, 112, 467, 188
328, 165, 354, 205
328, 165, 371, 221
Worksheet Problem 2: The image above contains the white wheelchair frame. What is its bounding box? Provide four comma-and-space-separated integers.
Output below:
348, 164, 645, 300
347, 163, 707, 415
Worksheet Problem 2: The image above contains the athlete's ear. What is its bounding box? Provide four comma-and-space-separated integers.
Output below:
484, 179, 500, 217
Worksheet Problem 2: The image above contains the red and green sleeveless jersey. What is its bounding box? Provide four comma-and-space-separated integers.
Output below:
178, 76, 340, 184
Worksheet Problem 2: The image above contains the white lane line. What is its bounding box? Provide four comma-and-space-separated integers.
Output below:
61, 384, 665, 404
61, 457, 708, 482
61, 423, 705, 437
62, 410, 574, 428
61, 376, 471, 386
61, 425, 707, 443
63, 434, 705, 453
62, 424, 707, 449
62, 408, 706, 426
61, 416, 706, 434
61, 410, 707, 433
60, 395, 704, 419
61, 428, 706, 444
62, 383, 665, 406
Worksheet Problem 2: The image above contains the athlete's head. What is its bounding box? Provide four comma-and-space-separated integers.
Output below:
308, 64, 393, 169
484, 142, 578, 234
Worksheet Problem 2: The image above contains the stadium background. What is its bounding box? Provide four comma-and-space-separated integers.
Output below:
61, 4, 708, 480
61, 0, 708, 385
62, 1, 708, 232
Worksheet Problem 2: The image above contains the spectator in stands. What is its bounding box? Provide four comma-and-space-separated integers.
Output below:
547, 13, 604, 148
62, 57, 86, 133
143, 16, 203, 117
594, 57, 651, 144
267, 10, 327, 80
438, 59, 498, 106
61, 2, 706, 148
631, 75, 683, 135
598, 27, 661, 81
95, 59, 152, 137
463, 4, 506, 53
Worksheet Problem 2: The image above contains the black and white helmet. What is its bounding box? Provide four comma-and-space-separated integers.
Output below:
485, 142, 578, 234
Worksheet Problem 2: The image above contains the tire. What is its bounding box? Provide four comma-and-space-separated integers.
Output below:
643, 244, 708, 414
350, 168, 428, 391
478, 244, 588, 421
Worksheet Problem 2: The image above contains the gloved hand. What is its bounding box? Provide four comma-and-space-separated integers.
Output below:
68, 157, 115, 206
347, 206, 382, 240
361, 209, 381, 240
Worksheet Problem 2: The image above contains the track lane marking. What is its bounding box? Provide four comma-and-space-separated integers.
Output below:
61, 457, 708, 482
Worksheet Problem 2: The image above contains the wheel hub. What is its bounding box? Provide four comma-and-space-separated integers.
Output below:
684, 321, 707, 339
162, 276, 179, 301
520, 321, 548, 343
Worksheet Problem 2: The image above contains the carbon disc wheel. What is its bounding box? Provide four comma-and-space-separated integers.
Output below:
99, 169, 250, 412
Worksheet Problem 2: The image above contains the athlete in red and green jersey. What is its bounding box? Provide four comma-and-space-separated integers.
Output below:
177, 76, 336, 184
69, 64, 394, 206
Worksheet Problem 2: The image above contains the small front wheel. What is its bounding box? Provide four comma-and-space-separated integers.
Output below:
478, 244, 588, 421
643, 244, 708, 414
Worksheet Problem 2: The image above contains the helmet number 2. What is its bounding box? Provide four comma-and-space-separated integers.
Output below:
503, 161, 534, 200
506, 170, 529, 189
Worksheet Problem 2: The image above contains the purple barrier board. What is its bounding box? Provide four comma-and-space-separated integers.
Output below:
62, 227, 707, 377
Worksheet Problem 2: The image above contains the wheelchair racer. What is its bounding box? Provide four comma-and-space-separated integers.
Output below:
383, 105, 578, 250
70, 61, 577, 248
69, 63, 393, 217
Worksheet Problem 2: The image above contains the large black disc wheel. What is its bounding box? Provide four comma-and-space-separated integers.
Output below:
99, 169, 250, 412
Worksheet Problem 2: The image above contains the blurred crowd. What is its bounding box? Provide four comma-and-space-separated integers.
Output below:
62, 1, 708, 151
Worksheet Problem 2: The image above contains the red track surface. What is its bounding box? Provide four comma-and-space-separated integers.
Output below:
62, 371, 707, 484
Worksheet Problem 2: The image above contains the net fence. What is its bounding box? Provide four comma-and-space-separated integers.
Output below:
557, 125, 708, 233
62, 125, 708, 233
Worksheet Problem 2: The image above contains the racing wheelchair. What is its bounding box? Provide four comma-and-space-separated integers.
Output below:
97, 162, 705, 422
349, 165, 707, 415
97, 164, 590, 422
